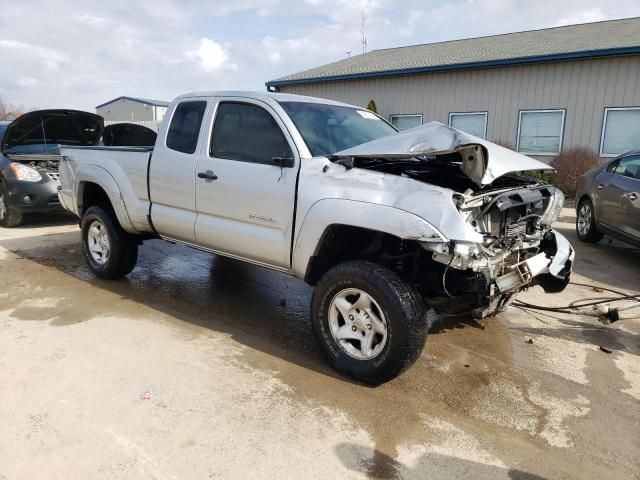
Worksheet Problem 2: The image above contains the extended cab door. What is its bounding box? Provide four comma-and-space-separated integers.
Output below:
148, 100, 209, 242
194, 98, 299, 269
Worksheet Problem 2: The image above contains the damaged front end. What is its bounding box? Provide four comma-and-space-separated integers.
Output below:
425, 185, 573, 317
332, 122, 574, 318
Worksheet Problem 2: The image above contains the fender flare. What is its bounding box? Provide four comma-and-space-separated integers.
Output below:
75, 164, 136, 233
291, 198, 446, 278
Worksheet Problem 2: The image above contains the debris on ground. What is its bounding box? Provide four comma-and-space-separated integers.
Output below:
140, 390, 152, 400
599, 346, 613, 354
525, 338, 534, 344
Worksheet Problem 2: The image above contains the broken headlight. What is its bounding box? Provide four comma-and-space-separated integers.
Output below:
10, 163, 42, 182
539, 188, 564, 227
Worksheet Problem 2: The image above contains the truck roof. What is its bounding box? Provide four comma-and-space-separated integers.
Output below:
173, 91, 357, 109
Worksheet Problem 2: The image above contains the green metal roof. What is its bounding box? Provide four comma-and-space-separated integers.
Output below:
267, 17, 640, 87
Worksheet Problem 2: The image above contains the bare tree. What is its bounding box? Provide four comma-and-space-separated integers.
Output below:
0, 96, 25, 121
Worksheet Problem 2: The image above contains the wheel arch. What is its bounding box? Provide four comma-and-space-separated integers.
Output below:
292, 199, 446, 283
75, 165, 136, 233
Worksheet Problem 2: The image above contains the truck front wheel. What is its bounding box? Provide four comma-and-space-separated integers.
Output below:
311, 260, 428, 385
81, 206, 138, 279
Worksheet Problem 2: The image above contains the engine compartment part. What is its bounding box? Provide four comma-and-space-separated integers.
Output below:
7, 155, 60, 172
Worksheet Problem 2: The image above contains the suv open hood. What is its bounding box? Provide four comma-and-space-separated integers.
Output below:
333, 121, 552, 186
2, 109, 103, 154
102, 122, 157, 147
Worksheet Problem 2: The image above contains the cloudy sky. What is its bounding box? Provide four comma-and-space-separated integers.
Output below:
1, 0, 639, 111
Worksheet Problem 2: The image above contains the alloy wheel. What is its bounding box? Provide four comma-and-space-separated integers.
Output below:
328, 288, 388, 360
577, 203, 592, 237
87, 220, 111, 265
0, 192, 6, 220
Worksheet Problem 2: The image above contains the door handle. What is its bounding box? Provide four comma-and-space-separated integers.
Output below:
597, 184, 604, 189
629, 193, 638, 200
198, 170, 218, 181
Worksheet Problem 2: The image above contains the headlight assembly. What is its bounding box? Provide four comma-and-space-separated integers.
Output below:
539, 188, 565, 226
9, 163, 42, 182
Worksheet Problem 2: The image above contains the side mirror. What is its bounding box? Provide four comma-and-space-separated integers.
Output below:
272, 156, 295, 168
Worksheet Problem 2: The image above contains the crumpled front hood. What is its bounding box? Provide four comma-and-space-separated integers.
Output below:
333, 121, 552, 186
2, 109, 103, 154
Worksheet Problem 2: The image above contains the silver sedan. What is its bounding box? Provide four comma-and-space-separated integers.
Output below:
576, 150, 640, 247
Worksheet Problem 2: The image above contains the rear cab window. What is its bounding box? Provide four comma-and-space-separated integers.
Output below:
166, 101, 207, 154
210, 102, 292, 164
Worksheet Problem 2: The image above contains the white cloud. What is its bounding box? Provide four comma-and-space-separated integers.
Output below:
0, 0, 638, 111
553, 8, 606, 27
190, 38, 231, 71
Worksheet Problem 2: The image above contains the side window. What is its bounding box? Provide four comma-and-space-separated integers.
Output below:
210, 102, 292, 164
166, 101, 207, 154
606, 160, 620, 173
614, 155, 640, 179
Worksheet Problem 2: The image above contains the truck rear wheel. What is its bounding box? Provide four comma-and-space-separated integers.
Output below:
81, 206, 138, 279
311, 260, 428, 385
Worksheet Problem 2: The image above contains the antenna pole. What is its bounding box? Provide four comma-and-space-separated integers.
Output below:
361, 9, 367, 54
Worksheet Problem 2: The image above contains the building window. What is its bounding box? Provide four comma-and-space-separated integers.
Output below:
449, 112, 487, 138
390, 114, 422, 131
517, 109, 565, 155
600, 107, 640, 157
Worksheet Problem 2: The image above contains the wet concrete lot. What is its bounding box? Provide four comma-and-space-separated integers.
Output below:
1, 210, 639, 479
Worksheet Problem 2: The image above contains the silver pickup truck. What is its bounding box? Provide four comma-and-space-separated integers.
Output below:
59, 91, 573, 384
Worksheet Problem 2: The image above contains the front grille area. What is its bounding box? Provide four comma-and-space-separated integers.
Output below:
46, 172, 60, 182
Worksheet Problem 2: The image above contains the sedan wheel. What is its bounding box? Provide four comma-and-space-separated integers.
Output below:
0, 192, 6, 221
0, 187, 23, 227
577, 203, 592, 237
576, 199, 603, 243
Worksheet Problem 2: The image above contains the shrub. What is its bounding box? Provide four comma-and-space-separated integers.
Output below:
366, 99, 378, 113
521, 169, 552, 183
549, 147, 600, 198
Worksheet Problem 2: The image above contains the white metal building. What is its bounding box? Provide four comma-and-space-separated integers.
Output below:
96, 96, 168, 123
267, 18, 640, 162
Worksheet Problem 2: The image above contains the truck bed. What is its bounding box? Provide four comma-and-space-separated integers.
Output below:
59, 145, 155, 234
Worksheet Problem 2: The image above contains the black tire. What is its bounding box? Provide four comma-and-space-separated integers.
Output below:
576, 198, 603, 243
311, 260, 428, 385
0, 185, 23, 228
81, 206, 138, 279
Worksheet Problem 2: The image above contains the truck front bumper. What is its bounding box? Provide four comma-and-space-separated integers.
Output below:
495, 230, 574, 293
473, 230, 574, 318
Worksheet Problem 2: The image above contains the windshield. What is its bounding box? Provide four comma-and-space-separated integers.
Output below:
279, 101, 397, 157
